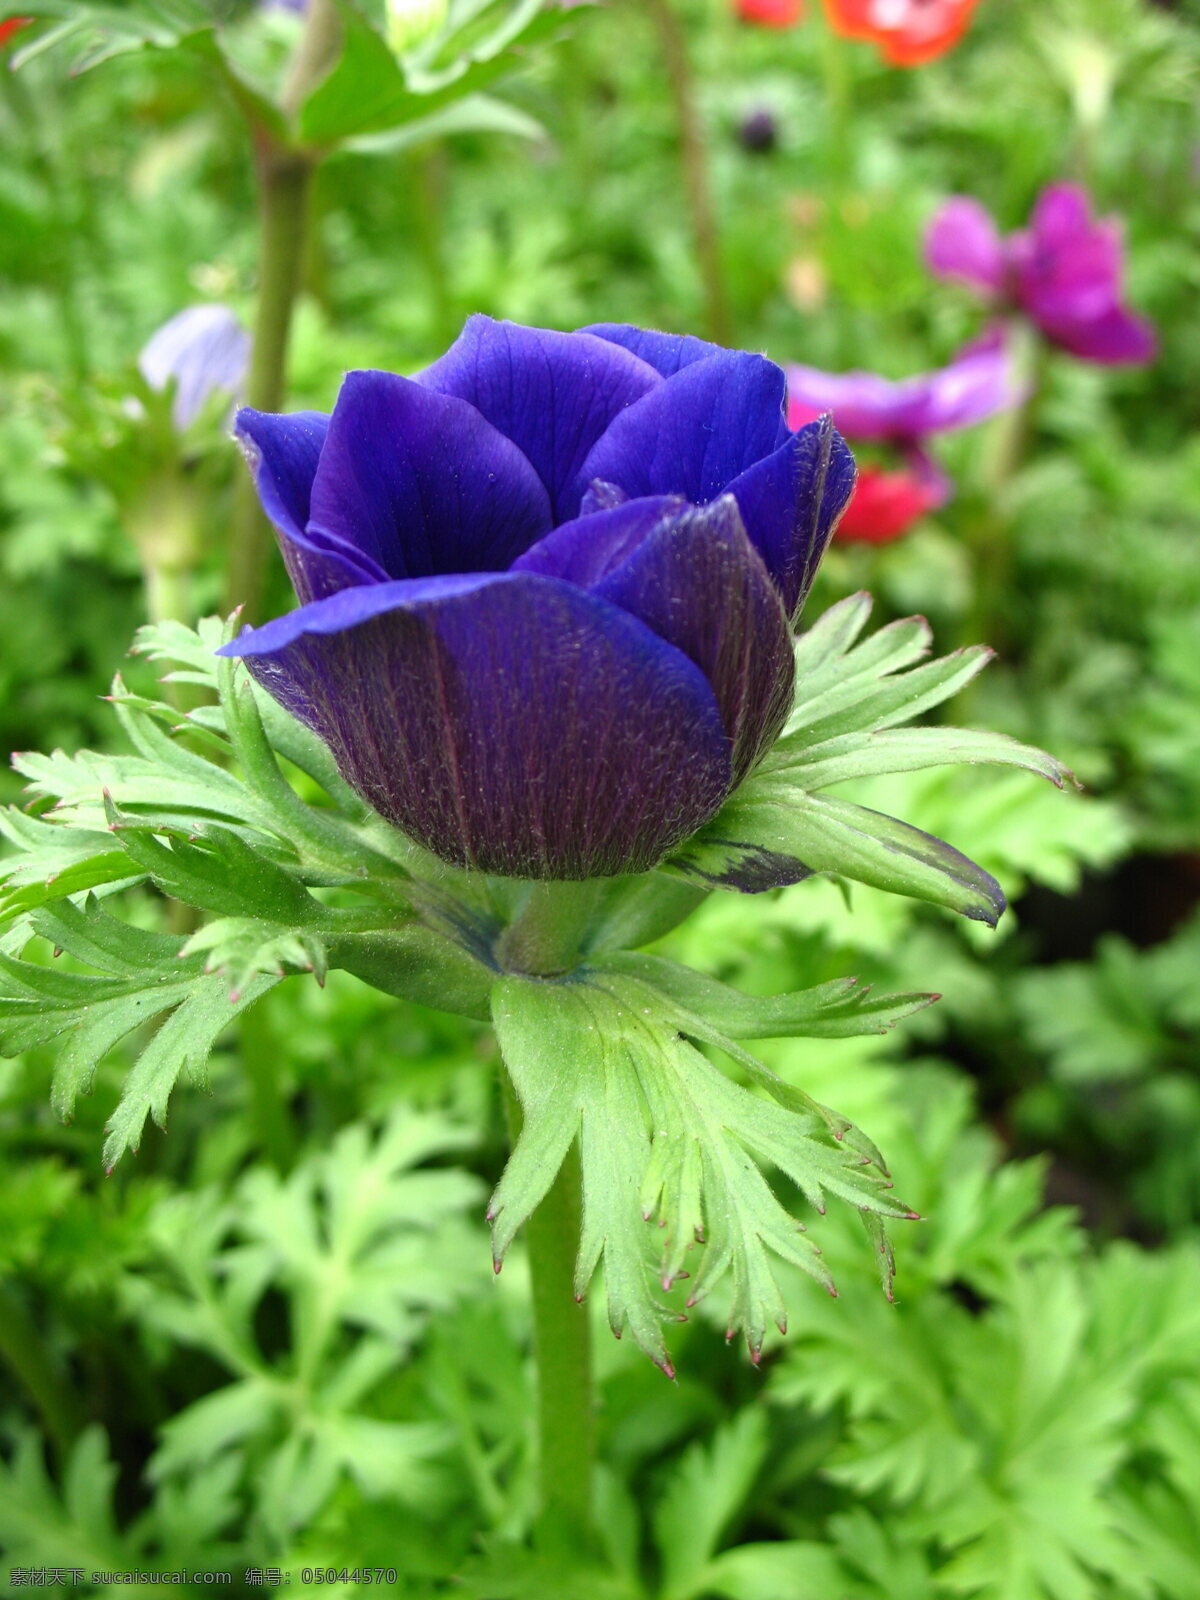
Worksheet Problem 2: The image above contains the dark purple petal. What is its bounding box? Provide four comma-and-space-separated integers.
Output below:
722, 417, 856, 616
234, 406, 328, 543
924, 198, 1007, 296
307, 370, 553, 580
416, 315, 660, 520
590, 496, 793, 781
219, 572, 732, 880
512, 495, 686, 588
576, 349, 790, 510
235, 407, 383, 603
581, 322, 727, 377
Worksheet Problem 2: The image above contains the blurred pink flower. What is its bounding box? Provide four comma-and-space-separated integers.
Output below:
926, 185, 1156, 364
786, 339, 1021, 541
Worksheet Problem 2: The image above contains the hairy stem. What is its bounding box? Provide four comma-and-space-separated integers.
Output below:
526, 1142, 593, 1547
501, 1066, 594, 1549
644, 0, 732, 345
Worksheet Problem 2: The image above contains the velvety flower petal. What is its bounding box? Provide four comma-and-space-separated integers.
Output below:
721, 417, 856, 615
235, 408, 385, 603
591, 496, 794, 781
307, 370, 553, 580
512, 495, 686, 588
416, 315, 660, 520
219, 572, 732, 880
924, 197, 1007, 296
581, 322, 728, 377
577, 349, 790, 510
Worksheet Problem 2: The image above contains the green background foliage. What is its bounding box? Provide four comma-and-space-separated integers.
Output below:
1, 0, 1199, 1592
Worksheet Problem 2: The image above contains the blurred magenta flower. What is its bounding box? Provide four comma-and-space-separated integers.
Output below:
823, 0, 980, 67
138, 305, 251, 432
786, 340, 1018, 541
219, 316, 854, 879
926, 185, 1157, 364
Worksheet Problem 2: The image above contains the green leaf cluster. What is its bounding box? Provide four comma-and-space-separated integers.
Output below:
671, 595, 1074, 926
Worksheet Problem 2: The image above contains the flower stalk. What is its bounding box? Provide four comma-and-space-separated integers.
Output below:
224, 0, 342, 621
643, 0, 732, 345
501, 1075, 595, 1549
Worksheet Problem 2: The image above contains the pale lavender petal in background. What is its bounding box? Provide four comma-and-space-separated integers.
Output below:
139, 304, 251, 432
786, 342, 1022, 443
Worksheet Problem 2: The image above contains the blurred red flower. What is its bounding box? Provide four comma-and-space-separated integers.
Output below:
823, 0, 979, 66
836, 466, 940, 543
0, 17, 31, 45
736, 0, 805, 25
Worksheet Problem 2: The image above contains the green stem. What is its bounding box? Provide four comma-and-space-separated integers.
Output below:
224, 144, 314, 621
502, 1078, 593, 1548
644, 0, 732, 345
496, 880, 607, 976
527, 1145, 593, 1547
0, 1282, 83, 1465
818, 7, 852, 191
413, 145, 455, 349
953, 322, 1043, 717
224, 0, 342, 620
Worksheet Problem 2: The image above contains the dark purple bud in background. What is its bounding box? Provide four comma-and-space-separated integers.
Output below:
220, 317, 854, 880
738, 107, 779, 154
138, 304, 251, 432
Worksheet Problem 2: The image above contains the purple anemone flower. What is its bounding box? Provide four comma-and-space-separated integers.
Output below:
786, 339, 1020, 512
219, 316, 854, 880
138, 305, 251, 432
926, 185, 1156, 365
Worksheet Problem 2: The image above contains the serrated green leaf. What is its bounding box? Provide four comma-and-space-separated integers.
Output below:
597, 951, 935, 1039
671, 602, 1070, 925
179, 917, 328, 995
12, 0, 209, 71
103, 799, 317, 921
30, 895, 185, 976
490, 972, 911, 1367
300, 0, 573, 144
654, 1410, 769, 1600
0, 808, 142, 921
781, 645, 993, 751
102, 971, 278, 1170
766, 725, 1074, 791
345, 90, 545, 153
671, 782, 1006, 925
